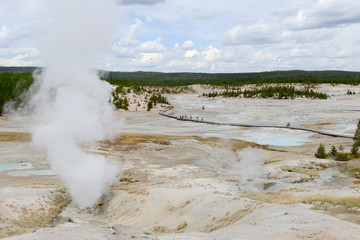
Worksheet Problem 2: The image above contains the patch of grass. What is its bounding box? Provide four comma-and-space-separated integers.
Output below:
244, 192, 360, 208
265, 148, 287, 153
264, 159, 282, 164
101, 133, 266, 152
175, 221, 188, 232
300, 122, 331, 129
101, 133, 174, 150
202, 207, 253, 233
4, 193, 71, 238
263, 182, 276, 190
347, 168, 360, 179
230, 140, 261, 151
281, 168, 320, 177
302, 195, 360, 208
152, 225, 170, 233
0, 132, 30, 141
335, 152, 351, 161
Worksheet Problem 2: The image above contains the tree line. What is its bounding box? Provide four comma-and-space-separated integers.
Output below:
102, 70, 360, 86
0, 72, 34, 115
2, 68, 360, 114
203, 86, 328, 100
315, 119, 360, 161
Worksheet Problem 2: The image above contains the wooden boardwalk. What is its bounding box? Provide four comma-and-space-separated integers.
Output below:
159, 108, 353, 139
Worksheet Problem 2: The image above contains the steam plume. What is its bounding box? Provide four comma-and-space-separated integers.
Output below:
31, 0, 118, 208
237, 148, 264, 192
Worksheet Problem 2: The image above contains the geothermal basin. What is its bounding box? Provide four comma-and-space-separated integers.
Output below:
2, 84, 360, 239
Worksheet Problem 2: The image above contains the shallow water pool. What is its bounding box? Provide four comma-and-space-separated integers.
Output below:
258, 135, 311, 146
339, 124, 356, 129
243, 132, 311, 146
0, 162, 32, 172
8, 170, 54, 176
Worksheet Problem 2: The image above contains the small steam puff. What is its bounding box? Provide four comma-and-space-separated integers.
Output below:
237, 147, 264, 193
32, 0, 118, 208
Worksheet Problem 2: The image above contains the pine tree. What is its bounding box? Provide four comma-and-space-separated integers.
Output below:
354, 119, 360, 145
147, 101, 153, 111
339, 145, 344, 152
315, 144, 326, 159
329, 145, 338, 157
351, 142, 359, 158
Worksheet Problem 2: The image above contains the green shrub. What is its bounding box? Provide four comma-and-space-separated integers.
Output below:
147, 101, 153, 111
354, 119, 360, 145
339, 145, 344, 152
351, 142, 359, 158
329, 145, 338, 157
349, 168, 360, 178
335, 152, 349, 161
315, 144, 327, 159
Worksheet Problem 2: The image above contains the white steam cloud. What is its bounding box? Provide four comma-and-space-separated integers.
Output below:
31, 0, 118, 209
236, 148, 264, 193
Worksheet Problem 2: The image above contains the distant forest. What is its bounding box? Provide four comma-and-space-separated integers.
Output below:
0, 72, 34, 114
1, 66, 360, 114
102, 70, 360, 86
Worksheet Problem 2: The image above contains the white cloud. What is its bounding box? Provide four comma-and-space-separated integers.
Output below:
284, 0, 360, 30
130, 52, 164, 66
1, 0, 360, 72
224, 22, 283, 45
251, 51, 279, 64
224, 0, 360, 48
97, 0, 360, 72
181, 40, 194, 50
0, 25, 11, 45
140, 36, 166, 53
0, 25, 10, 38
166, 45, 222, 71
184, 49, 199, 58
112, 18, 166, 58
121, 18, 143, 46
117, 0, 166, 6
203, 45, 221, 61
0, 24, 29, 47
0, 0, 26, 12
145, 15, 153, 23
290, 47, 311, 57
0, 47, 40, 66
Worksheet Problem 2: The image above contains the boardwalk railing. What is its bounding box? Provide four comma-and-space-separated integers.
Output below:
159, 107, 353, 139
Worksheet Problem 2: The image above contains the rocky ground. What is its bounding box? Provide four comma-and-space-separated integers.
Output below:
1, 84, 360, 239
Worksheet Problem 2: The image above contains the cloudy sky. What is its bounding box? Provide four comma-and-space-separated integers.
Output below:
1, 0, 360, 72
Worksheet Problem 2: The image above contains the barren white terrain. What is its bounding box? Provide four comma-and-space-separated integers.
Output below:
1, 84, 360, 239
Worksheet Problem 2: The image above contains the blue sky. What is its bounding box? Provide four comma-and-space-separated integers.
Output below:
1, 0, 360, 72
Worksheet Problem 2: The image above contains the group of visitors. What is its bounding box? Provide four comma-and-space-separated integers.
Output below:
179, 115, 204, 121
